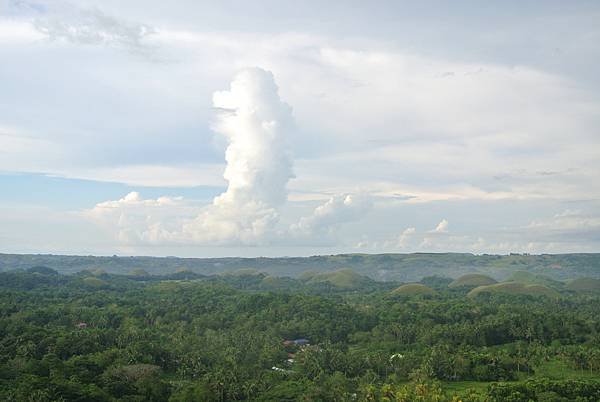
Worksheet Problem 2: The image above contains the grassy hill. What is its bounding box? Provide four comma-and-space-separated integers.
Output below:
226, 268, 263, 276
505, 270, 564, 289
89, 268, 108, 277
449, 274, 497, 288
468, 282, 561, 298
565, 277, 600, 293
298, 270, 318, 281
260, 275, 287, 286
391, 283, 437, 296
82, 276, 109, 288
258, 275, 300, 290
302, 269, 374, 289
128, 268, 150, 277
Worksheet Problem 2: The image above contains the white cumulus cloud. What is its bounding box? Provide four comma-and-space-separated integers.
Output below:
290, 194, 371, 239
83, 68, 332, 246
431, 218, 449, 233
397, 227, 416, 248
178, 68, 294, 245
84, 191, 191, 244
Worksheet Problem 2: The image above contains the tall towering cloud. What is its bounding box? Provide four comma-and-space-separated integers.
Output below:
86, 68, 295, 245
85, 68, 371, 246
181, 68, 294, 244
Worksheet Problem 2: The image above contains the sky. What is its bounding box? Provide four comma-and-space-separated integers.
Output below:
1, 0, 599, 257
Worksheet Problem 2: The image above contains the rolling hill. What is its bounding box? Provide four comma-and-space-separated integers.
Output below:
505, 271, 564, 289
391, 283, 437, 296
449, 274, 497, 289
565, 277, 600, 293
468, 282, 561, 298
301, 269, 374, 289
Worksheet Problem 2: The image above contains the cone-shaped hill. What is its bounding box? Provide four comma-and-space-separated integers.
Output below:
259, 275, 296, 289
468, 282, 560, 298
391, 283, 437, 296
448, 274, 497, 289
128, 269, 150, 277
301, 269, 374, 289
565, 277, 600, 293
505, 271, 563, 289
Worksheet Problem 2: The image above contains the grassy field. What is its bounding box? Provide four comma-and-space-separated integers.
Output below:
441, 358, 599, 397
442, 380, 491, 396
534, 358, 599, 380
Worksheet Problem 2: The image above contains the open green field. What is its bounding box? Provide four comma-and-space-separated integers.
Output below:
442, 358, 600, 397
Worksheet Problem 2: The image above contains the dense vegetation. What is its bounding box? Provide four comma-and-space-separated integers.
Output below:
1, 266, 600, 401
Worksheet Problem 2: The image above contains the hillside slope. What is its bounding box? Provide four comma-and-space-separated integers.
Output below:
449, 274, 497, 288
468, 282, 561, 298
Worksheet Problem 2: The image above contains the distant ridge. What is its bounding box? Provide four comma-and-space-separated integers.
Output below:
1, 252, 599, 283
